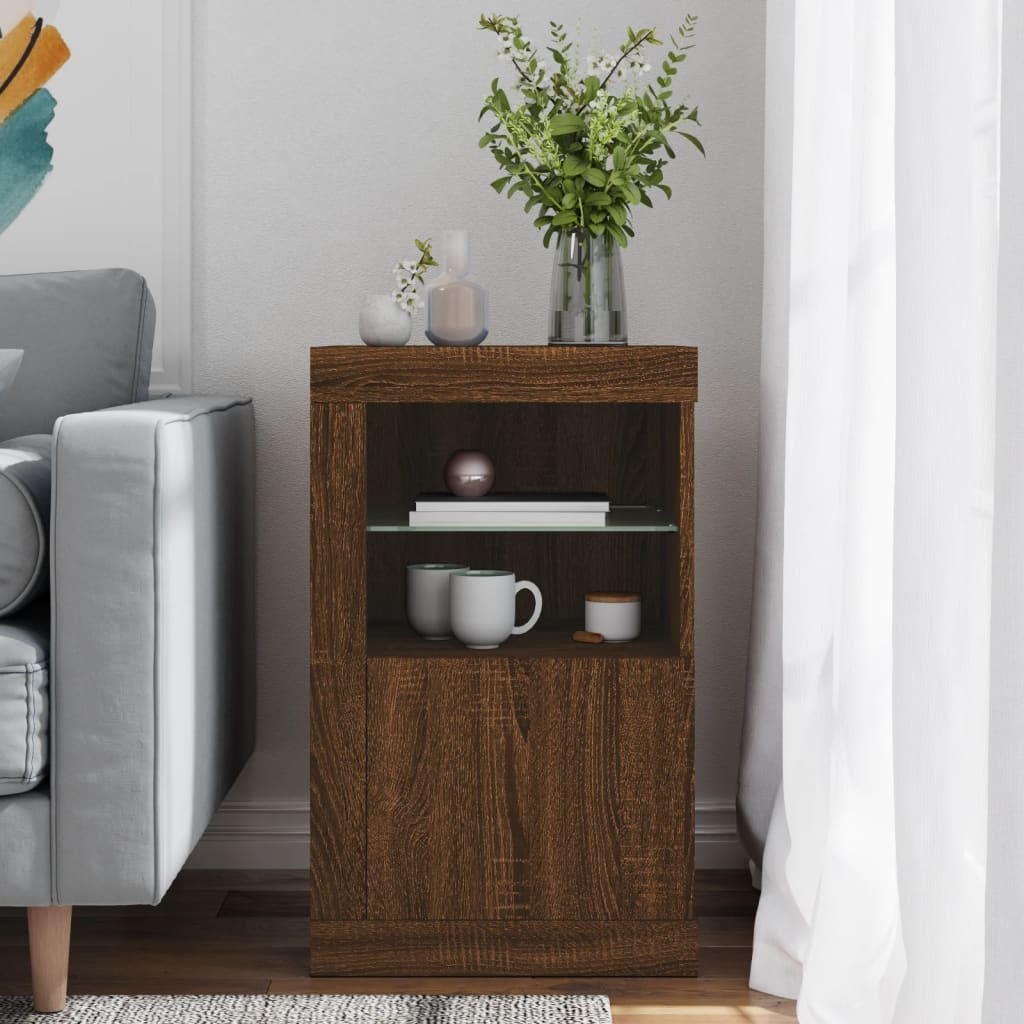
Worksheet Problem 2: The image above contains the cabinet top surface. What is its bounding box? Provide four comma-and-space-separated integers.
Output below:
310, 345, 698, 404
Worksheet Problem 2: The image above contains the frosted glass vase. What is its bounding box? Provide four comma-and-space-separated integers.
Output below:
426, 230, 489, 346
548, 229, 628, 345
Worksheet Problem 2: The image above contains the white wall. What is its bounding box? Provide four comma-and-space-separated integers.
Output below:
189, 0, 765, 869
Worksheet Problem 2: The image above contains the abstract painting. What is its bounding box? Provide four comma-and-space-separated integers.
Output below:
0, 1, 191, 395
0, 10, 70, 233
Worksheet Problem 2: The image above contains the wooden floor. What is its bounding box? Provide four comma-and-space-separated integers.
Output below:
0, 870, 795, 1023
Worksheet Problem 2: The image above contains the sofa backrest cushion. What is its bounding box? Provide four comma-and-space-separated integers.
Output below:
0, 269, 155, 438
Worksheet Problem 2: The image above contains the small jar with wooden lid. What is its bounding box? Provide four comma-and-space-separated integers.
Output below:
584, 592, 641, 642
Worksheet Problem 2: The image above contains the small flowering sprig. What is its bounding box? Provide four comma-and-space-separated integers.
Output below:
390, 238, 438, 313
478, 14, 703, 248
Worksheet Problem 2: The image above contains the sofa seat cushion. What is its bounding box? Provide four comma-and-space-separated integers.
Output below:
0, 603, 48, 796
0, 434, 51, 617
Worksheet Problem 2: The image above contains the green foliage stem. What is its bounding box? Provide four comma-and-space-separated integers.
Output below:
478, 12, 703, 247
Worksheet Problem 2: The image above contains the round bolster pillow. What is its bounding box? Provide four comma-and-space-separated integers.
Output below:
0, 435, 51, 617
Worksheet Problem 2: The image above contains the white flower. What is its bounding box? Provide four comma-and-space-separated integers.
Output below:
401, 259, 418, 271
391, 290, 405, 306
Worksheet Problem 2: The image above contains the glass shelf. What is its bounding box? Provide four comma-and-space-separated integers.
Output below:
366, 506, 679, 534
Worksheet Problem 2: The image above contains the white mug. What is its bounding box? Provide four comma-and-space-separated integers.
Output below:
450, 570, 543, 650
406, 563, 469, 639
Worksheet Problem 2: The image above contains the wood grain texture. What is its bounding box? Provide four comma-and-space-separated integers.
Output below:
678, 405, 695, 669
311, 347, 698, 404
367, 659, 530, 922
310, 345, 698, 975
310, 401, 367, 922
310, 660, 367, 924
367, 622, 677, 659
310, 920, 698, 977
27, 905, 71, 1013
219, 891, 311, 918
528, 661, 693, 921
365, 658, 692, 924
310, 402, 366, 662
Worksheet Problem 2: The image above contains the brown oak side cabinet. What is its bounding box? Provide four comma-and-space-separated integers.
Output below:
310, 345, 698, 976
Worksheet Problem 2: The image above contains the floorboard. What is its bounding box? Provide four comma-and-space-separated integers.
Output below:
0, 869, 794, 1023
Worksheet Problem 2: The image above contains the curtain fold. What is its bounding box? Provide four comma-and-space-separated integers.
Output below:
739, 1, 1020, 1021
983, 2, 1024, 1018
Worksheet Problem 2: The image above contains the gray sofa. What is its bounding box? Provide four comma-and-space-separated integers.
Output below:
0, 270, 255, 1011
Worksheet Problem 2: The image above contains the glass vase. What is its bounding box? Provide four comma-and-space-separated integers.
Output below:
426, 229, 489, 346
548, 229, 628, 345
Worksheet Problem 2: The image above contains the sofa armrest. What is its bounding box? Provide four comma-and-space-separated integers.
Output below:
50, 397, 255, 905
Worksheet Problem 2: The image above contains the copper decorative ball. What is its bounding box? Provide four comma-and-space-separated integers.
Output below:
444, 450, 495, 497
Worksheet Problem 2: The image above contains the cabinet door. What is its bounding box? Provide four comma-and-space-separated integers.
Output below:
366, 657, 692, 922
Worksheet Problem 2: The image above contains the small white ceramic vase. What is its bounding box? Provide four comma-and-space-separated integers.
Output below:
584, 592, 641, 642
359, 294, 412, 346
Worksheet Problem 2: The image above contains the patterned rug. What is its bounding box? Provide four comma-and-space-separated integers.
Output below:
0, 994, 612, 1023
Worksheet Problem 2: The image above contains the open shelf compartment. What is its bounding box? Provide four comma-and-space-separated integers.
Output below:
366, 402, 681, 519
367, 530, 679, 657
364, 401, 684, 658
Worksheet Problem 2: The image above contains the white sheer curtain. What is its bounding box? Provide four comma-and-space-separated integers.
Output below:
737, 0, 1024, 1021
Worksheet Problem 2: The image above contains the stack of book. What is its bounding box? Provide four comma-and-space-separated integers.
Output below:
409, 493, 610, 528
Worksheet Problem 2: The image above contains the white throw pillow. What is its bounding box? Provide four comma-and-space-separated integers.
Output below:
0, 350, 23, 400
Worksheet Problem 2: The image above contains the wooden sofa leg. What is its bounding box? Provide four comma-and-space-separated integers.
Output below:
27, 906, 72, 1013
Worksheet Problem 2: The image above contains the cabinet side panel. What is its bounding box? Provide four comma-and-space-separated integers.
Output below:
678, 404, 695, 919
679, 404, 695, 667
311, 659, 367, 920
665, 403, 695, 668
367, 658, 531, 921
529, 659, 692, 920
311, 402, 366, 662
311, 402, 367, 920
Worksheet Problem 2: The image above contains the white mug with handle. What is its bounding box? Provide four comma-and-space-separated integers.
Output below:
449, 569, 543, 650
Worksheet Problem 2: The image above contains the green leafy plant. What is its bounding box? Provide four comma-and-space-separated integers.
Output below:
390, 238, 438, 312
478, 13, 703, 248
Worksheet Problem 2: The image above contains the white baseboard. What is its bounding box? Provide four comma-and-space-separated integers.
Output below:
694, 800, 750, 869
186, 801, 311, 869
188, 799, 747, 871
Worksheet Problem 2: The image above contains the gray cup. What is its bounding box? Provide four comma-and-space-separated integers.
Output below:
406, 563, 469, 640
